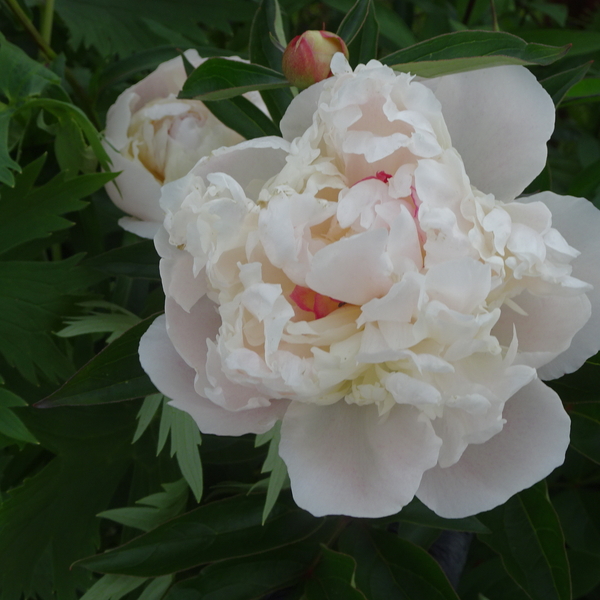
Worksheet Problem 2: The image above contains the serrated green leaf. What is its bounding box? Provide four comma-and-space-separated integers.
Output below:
0, 156, 114, 255
380, 31, 568, 77
305, 546, 367, 600
38, 315, 158, 407
0, 407, 38, 445
0, 33, 61, 102
477, 482, 571, 600
339, 523, 460, 600
180, 59, 290, 102
78, 494, 324, 576
133, 393, 164, 443
256, 422, 288, 524
0, 402, 138, 600
0, 256, 100, 383
167, 406, 203, 502
553, 489, 600, 557
54, 0, 254, 57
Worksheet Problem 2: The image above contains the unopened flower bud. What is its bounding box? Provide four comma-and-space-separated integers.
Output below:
282, 30, 349, 89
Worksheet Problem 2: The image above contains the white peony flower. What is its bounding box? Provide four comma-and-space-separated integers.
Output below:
103, 50, 266, 238
140, 55, 600, 519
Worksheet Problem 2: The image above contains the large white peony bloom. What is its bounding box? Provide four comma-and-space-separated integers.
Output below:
103, 50, 265, 238
140, 55, 600, 518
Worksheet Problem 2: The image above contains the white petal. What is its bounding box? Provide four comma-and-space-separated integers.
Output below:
525, 192, 600, 379
165, 296, 219, 384
416, 378, 570, 518
118, 217, 160, 239
424, 66, 555, 200
280, 81, 328, 142
103, 144, 164, 223
306, 228, 392, 305
425, 257, 491, 314
139, 315, 286, 435
494, 290, 591, 370
279, 401, 441, 517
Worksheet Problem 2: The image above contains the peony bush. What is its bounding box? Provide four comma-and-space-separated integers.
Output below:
140, 54, 600, 518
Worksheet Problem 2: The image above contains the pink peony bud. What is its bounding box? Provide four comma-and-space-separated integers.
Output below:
282, 30, 349, 89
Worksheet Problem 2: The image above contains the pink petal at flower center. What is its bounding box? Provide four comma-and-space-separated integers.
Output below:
290, 285, 344, 319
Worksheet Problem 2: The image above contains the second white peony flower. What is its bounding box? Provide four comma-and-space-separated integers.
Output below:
140, 54, 600, 519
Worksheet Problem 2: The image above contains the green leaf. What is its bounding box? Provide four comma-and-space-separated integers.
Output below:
204, 96, 281, 139
553, 489, 600, 557
477, 482, 571, 600
548, 353, 600, 403
38, 315, 158, 407
519, 30, 600, 57
380, 31, 569, 78
54, 0, 255, 57
0, 406, 38, 445
0, 157, 114, 255
304, 546, 367, 600
458, 557, 531, 600
77, 494, 324, 576
568, 402, 600, 464
0, 108, 20, 186
249, 0, 294, 124
567, 549, 600, 599
0, 402, 139, 600
337, 0, 373, 46
137, 576, 174, 600
164, 404, 203, 502
540, 62, 592, 106
339, 523, 460, 600
564, 78, 600, 104
85, 240, 160, 280
133, 393, 164, 443
79, 574, 147, 600
345, 0, 379, 68
324, 0, 416, 49
26, 98, 112, 170
0, 256, 99, 383
256, 422, 288, 524
99, 479, 188, 532
376, 498, 490, 534
163, 521, 340, 600
180, 59, 290, 102
0, 33, 61, 102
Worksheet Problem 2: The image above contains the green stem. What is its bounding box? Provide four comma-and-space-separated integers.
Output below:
3, 0, 101, 129
4, 0, 56, 59
40, 0, 55, 45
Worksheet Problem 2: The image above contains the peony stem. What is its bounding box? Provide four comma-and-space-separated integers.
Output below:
40, 0, 55, 46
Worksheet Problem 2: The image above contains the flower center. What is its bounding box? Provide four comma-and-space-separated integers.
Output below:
354, 170, 393, 186
290, 285, 344, 319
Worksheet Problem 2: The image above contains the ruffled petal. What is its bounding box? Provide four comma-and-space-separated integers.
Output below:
424, 66, 555, 200
139, 315, 286, 435
279, 401, 441, 517
524, 192, 600, 379
416, 378, 570, 518
306, 228, 392, 305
